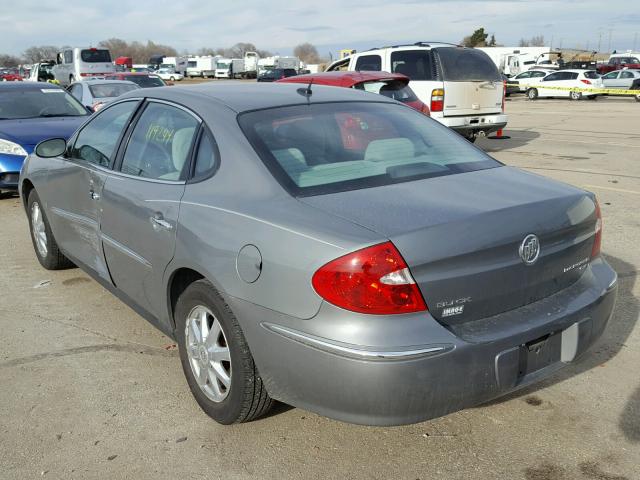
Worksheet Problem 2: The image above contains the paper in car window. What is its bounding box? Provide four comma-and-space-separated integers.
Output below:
41, 89, 63, 93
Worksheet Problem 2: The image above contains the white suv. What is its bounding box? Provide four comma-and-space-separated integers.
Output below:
326, 42, 507, 141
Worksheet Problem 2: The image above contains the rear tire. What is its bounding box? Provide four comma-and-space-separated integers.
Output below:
175, 279, 273, 424
27, 190, 74, 270
570, 91, 582, 101
527, 88, 538, 100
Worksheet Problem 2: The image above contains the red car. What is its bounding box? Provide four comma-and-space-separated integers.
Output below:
277, 71, 430, 116
1, 72, 23, 82
104, 72, 166, 88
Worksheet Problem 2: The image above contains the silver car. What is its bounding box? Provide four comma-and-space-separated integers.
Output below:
601, 69, 640, 101
19, 84, 617, 426
67, 79, 140, 111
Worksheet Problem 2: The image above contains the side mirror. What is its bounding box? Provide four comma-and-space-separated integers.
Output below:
35, 138, 67, 158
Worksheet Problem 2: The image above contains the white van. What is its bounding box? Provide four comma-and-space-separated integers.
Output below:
52, 47, 115, 86
326, 42, 507, 141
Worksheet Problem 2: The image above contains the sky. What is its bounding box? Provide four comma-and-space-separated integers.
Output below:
1, 0, 638, 58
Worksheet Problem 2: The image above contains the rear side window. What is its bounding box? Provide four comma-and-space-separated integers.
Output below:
620, 71, 636, 79
355, 80, 418, 103
193, 130, 219, 179
436, 48, 501, 82
72, 101, 138, 167
120, 102, 199, 181
531, 71, 547, 78
355, 55, 382, 72
390, 50, 436, 80
238, 102, 500, 197
81, 49, 112, 63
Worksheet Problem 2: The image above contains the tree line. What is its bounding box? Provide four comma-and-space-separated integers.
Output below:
0, 39, 326, 67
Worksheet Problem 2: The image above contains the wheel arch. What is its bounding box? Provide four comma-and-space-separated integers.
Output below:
21, 178, 35, 210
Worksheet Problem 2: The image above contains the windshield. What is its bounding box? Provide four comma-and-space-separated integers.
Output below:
123, 75, 165, 88
217, 62, 231, 68
239, 102, 500, 196
89, 83, 139, 98
355, 80, 418, 103
0, 88, 88, 120
81, 49, 112, 63
436, 47, 501, 82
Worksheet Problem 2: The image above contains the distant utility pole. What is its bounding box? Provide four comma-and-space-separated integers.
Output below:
608, 28, 612, 52
598, 31, 602, 52
634, 32, 638, 51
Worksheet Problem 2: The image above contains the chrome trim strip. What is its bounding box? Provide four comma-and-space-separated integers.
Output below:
49, 206, 97, 228
101, 233, 152, 268
262, 323, 453, 361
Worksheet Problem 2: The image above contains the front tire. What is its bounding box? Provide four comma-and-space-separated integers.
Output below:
527, 88, 538, 100
175, 279, 273, 424
27, 190, 74, 270
170, 76, 175, 82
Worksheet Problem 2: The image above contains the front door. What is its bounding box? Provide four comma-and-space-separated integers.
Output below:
43, 100, 140, 281
100, 100, 200, 318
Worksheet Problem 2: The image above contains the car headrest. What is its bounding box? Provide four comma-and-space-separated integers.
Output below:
364, 138, 414, 162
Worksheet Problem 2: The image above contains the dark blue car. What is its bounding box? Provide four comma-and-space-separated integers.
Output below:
0, 82, 89, 192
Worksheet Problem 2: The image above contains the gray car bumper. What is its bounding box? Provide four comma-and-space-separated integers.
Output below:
227, 257, 617, 426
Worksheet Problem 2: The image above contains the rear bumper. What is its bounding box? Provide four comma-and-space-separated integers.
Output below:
435, 113, 508, 135
228, 257, 617, 426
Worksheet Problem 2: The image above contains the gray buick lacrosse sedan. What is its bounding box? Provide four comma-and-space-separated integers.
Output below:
19, 83, 617, 426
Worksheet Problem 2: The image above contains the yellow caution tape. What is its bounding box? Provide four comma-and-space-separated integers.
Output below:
507, 83, 640, 96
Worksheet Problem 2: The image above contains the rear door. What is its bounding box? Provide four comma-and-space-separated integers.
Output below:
619, 70, 636, 89
387, 49, 440, 108
100, 100, 200, 318
434, 47, 503, 116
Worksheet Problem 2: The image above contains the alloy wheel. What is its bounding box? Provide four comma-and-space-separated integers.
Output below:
31, 202, 48, 258
185, 305, 232, 402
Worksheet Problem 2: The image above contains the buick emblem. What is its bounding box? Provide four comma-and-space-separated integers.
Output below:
519, 234, 540, 265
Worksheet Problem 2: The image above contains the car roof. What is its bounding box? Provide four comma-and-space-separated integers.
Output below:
0, 82, 62, 91
277, 71, 410, 87
111, 72, 159, 77
121, 82, 398, 113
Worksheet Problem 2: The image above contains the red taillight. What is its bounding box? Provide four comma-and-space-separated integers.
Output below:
430, 89, 444, 112
312, 242, 427, 315
581, 79, 592, 85
591, 199, 602, 258
420, 102, 431, 116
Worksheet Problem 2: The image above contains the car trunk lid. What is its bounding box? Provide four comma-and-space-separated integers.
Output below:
300, 167, 597, 326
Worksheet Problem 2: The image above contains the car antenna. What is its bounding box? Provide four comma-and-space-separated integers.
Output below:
296, 79, 313, 99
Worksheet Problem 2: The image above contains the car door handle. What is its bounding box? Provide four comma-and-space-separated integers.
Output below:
89, 190, 100, 200
151, 214, 173, 231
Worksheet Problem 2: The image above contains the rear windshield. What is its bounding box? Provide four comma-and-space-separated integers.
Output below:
390, 50, 437, 81
89, 83, 138, 98
436, 47, 501, 82
238, 102, 500, 196
583, 71, 600, 79
81, 49, 112, 63
355, 80, 418, 103
123, 75, 165, 88
0, 88, 88, 120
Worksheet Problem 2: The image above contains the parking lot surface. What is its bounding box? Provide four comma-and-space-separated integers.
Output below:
1, 96, 639, 480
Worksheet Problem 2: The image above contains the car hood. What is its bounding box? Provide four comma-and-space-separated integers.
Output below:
0, 116, 88, 147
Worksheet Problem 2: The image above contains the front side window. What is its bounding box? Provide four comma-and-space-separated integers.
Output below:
239, 102, 500, 197
515, 72, 531, 79
390, 50, 436, 81
435, 48, 501, 82
355, 55, 382, 72
120, 102, 199, 180
71, 101, 138, 167
81, 49, 112, 63
602, 71, 619, 80
531, 71, 547, 78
